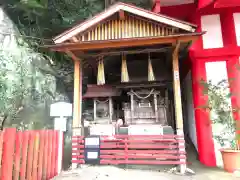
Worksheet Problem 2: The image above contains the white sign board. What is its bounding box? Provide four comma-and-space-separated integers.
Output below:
54, 117, 67, 132
50, 102, 72, 117
87, 152, 98, 159
85, 137, 100, 146
128, 125, 163, 135
90, 125, 115, 136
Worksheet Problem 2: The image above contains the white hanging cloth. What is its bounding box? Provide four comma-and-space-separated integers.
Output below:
97, 56, 105, 85
148, 53, 155, 81
121, 54, 129, 83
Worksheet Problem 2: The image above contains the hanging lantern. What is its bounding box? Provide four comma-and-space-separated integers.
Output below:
148, 53, 155, 81
97, 57, 105, 85
121, 54, 129, 83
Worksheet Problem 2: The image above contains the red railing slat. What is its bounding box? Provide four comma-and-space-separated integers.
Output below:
0, 128, 61, 180
14, 131, 23, 180
51, 131, 56, 178
32, 132, 40, 180
72, 135, 187, 166
26, 131, 35, 180
1, 128, 16, 180
47, 130, 53, 179
54, 131, 59, 176
43, 130, 49, 179
20, 131, 29, 180
0, 131, 4, 178
38, 131, 44, 180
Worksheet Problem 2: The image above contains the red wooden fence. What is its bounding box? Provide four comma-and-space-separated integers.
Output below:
72, 135, 186, 165
0, 128, 61, 180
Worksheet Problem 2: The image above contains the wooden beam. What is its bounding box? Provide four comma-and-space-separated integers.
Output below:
48, 33, 202, 52
172, 41, 183, 129
66, 51, 83, 134
71, 37, 79, 43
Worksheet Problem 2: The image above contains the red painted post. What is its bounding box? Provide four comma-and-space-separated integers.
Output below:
32, 132, 40, 180
43, 130, 49, 179
1, 128, 17, 180
14, 131, 23, 180
20, 131, 29, 180
38, 131, 45, 180
0, 131, 5, 178
26, 131, 35, 180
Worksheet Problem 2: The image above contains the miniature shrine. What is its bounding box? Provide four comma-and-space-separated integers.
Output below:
45, 1, 207, 170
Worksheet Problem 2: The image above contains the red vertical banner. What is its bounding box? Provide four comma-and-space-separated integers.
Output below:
38, 131, 45, 180
0, 131, 5, 178
43, 130, 49, 179
26, 131, 35, 180
14, 131, 23, 180
20, 131, 29, 180
1, 128, 17, 180
32, 132, 40, 180
47, 130, 53, 179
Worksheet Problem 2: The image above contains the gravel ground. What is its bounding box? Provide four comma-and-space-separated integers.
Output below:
51, 164, 240, 180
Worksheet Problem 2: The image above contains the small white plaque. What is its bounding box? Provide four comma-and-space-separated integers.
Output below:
50, 102, 72, 117
128, 125, 163, 135
174, 71, 179, 80
85, 137, 100, 146
87, 152, 98, 159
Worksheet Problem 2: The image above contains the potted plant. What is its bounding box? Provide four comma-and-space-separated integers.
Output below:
201, 79, 240, 173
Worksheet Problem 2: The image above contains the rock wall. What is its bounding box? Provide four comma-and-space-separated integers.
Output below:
0, 7, 69, 130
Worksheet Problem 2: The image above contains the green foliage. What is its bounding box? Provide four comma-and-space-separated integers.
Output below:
0, 41, 56, 130
201, 79, 238, 149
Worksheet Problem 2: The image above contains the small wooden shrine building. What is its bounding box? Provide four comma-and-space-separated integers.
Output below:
46, 2, 203, 171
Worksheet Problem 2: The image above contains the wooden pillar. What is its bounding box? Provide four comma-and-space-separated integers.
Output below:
93, 98, 97, 121
66, 51, 83, 132
68, 51, 83, 169
154, 93, 158, 123
73, 59, 81, 129
130, 93, 134, 124
172, 42, 183, 130
172, 42, 186, 174
109, 97, 113, 124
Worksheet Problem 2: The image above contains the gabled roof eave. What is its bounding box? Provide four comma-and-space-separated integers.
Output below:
53, 2, 197, 44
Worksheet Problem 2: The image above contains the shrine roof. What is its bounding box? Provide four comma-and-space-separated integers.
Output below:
53, 2, 197, 44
